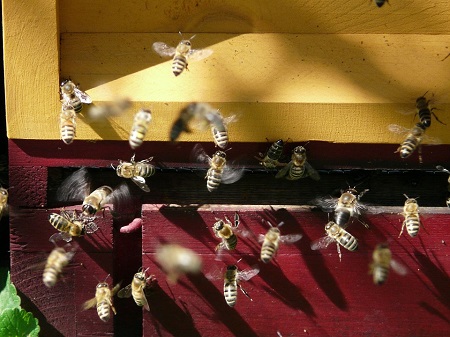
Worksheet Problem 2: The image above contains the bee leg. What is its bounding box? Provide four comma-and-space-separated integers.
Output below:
357, 217, 370, 229
238, 284, 253, 301
398, 221, 406, 238
107, 299, 117, 315
336, 244, 342, 262
430, 108, 446, 125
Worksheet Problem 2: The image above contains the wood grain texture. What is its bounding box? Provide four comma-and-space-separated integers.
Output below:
59, 0, 450, 34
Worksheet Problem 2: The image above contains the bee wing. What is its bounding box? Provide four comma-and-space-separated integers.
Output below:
56, 167, 91, 202
390, 259, 408, 276
187, 48, 213, 62
84, 221, 99, 234
111, 282, 122, 296
422, 134, 442, 145
310, 236, 335, 250
74, 87, 92, 104
117, 284, 133, 298
388, 124, 409, 135
257, 233, 266, 243
311, 196, 337, 212
110, 182, 133, 215
49, 232, 72, 243
152, 42, 176, 57
305, 162, 320, 181
221, 166, 244, 184
279, 233, 303, 244
140, 287, 150, 311
238, 266, 260, 282
205, 111, 226, 132
191, 143, 211, 165
82, 297, 98, 310
132, 176, 150, 192
275, 161, 293, 179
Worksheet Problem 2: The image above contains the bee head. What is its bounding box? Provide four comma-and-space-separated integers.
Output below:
82, 204, 97, 216
226, 265, 238, 271
97, 282, 108, 289
213, 220, 224, 231
215, 151, 227, 159
293, 146, 306, 155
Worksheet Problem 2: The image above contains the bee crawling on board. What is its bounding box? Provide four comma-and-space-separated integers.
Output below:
112, 154, 156, 192
59, 79, 92, 113
399, 194, 422, 238
117, 267, 156, 311
152, 32, 213, 76
369, 243, 407, 285
258, 220, 302, 263
211, 212, 241, 252
275, 146, 320, 181
82, 275, 121, 322
254, 139, 288, 169
310, 221, 358, 262
415, 92, 445, 128
192, 144, 244, 192
59, 103, 77, 145
48, 208, 98, 243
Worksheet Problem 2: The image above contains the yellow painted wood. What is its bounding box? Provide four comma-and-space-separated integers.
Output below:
2, 0, 60, 140
59, 0, 450, 34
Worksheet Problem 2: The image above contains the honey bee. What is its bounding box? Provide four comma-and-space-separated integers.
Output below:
43, 242, 77, 288
193, 144, 244, 192
275, 146, 320, 181
311, 221, 358, 261
210, 111, 237, 149
369, 243, 408, 285
129, 109, 152, 150
436, 165, 450, 207
155, 244, 202, 284
415, 92, 445, 128
60, 79, 92, 113
258, 222, 302, 263
117, 267, 155, 311
398, 194, 421, 238
212, 213, 240, 251
255, 139, 287, 169
113, 154, 155, 192
152, 33, 213, 76
82, 186, 114, 217
82, 275, 121, 322
87, 98, 132, 121
0, 187, 8, 220
223, 264, 260, 307
59, 103, 77, 145
48, 209, 98, 243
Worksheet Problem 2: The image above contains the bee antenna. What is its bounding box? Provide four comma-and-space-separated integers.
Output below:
103, 274, 111, 283
189, 34, 197, 40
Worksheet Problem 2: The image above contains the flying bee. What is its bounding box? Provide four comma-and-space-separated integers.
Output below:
0, 187, 8, 220
48, 209, 98, 243
275, 146, 320, 181
60, 79, 92, 113
258, 221, 303, 263
210, 111, 238, 149
129, 109, 152, 150
212, 212, 240, 251
113, 154, 155, 192
82, 185, 114, 217
415, 92, 445, 128
152, 32, 213, 76
42, 241, 77, 288
255, 139, 287, 169
117, 267, 156, 311
436, 165, 450, 207
59, 103, 77, 145
87, 98, 132, 121
192, 144, 244, 192
311, 221, 358, 261
398, 194, 421, 238
82, 275, 121, 322
155, 244, 202, 284
223, 264, 260, 307
369, 243, 407, 285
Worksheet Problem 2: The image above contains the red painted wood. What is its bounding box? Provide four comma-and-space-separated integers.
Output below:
8, 166, 47, 208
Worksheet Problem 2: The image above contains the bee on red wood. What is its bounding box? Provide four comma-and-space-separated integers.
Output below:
398, 194, 421, 238
223, 264, 260, 307
258, 221, 302, 263
369, 243, 407, 285
83, 275, 121, 322
48, 209, 98, 243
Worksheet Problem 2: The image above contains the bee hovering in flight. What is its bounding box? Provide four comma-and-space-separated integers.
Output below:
436, 165, 450, 207
155, 244, 202, 284
129, 109, 152, 150
258, 221, 302, 263
0, 187, 8, 220
212, 212, 240, 251
192, 144, 244, 192
223, 264, 260, 307
276, 146, 320, 181
210, 111, 238, 149
152, 32, 213, 76
82, 275, 121, 322
60, 79, 92, 113
87, 98, 132, 121
48, 209, 98, 243
311, 221, 358, 261
117, 267, 155, 311
59, 103, 77, 145
113, 154, 155, 192
415, 92, 445, 128
398, 194, 421, 238
369, 243, 407, 285
82, 186, 114, 217
42, 241, 77, 288
255, 139, 287, 169
314, 187, 369, 229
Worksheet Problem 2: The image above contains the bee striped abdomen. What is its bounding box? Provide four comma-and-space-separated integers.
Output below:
129, 124, 147, 149
418, 109, 431, 128
334, 208, 351, 228
172, 55, 187, 76
49, 214, 69, 232
373, 265, 390, 285
135, 164, 155, 178
288, 165, 305, 180
261, 242, 277, 263
224, 282, 238, 307
206, 169, 222, 192
97, 301, 111, 322
212, 128, 228, 149
60, 124, 75, 145
224, 234, 238, 250
339, 233, 358, 251
404, 216, 420, 237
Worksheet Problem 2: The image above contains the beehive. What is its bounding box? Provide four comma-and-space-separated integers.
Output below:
3, 1, 450, 336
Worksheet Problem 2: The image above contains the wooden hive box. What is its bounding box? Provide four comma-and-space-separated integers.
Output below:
3, 1, 450, 336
